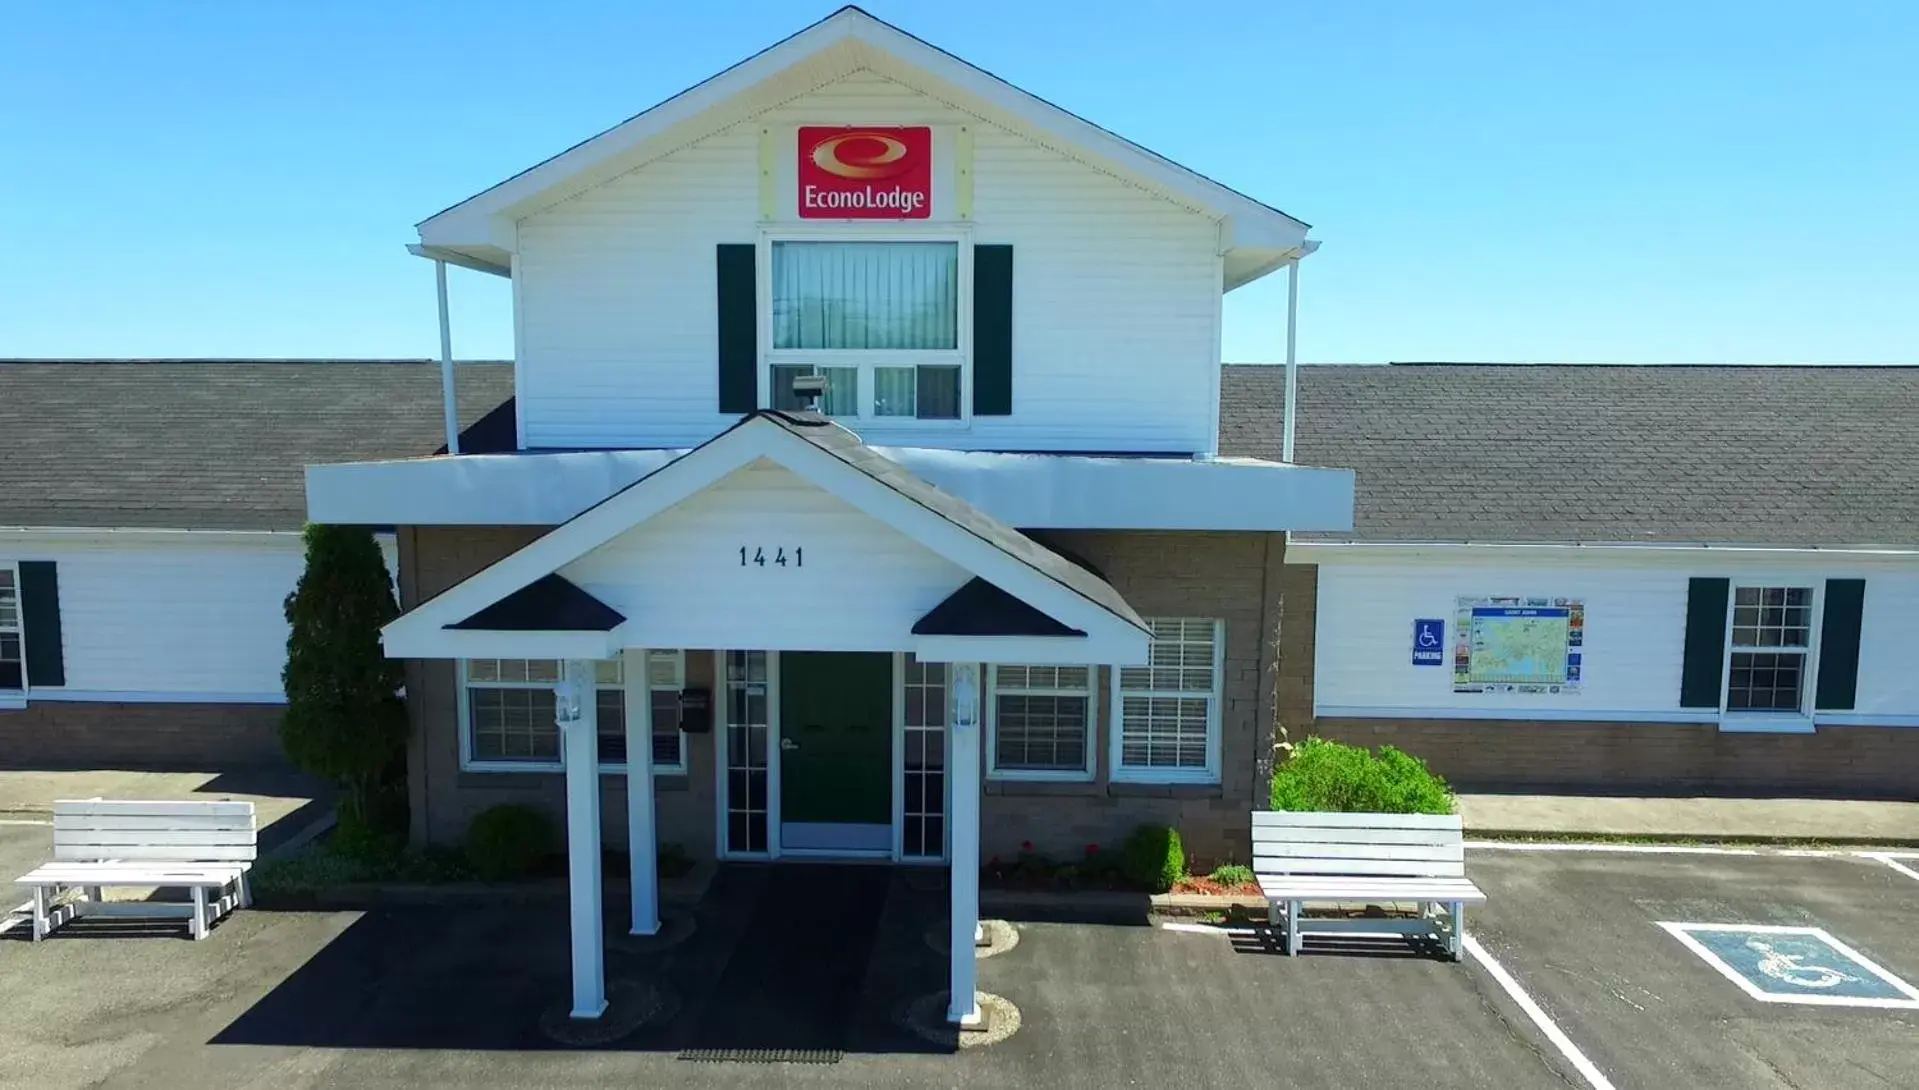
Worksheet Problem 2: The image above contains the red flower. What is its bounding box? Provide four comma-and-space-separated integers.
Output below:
1085, 843, 1100, 855
1021, 840, 1034, 852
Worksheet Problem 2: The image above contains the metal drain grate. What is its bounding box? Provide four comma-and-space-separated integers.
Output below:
678, 1048, 843, 1064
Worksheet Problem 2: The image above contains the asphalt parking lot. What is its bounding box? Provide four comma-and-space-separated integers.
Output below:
0, 848, 1914, 1088
1468, 848, 1919, 1090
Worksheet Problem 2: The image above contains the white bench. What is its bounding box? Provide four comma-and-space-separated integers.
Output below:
1252, 810, 1485, 960
16, 799, 257, 941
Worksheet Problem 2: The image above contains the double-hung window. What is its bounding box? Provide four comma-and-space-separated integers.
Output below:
765, 237, 967, 422
988, 665, 1096, 780
462, 653, 687, 773
1724, 586, 1815, 714
0, 564, 21, 694
1112, 618, 1224, 783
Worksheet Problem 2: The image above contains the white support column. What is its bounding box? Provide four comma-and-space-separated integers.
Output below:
559, 659, 607, 1020
1281, 256, 1300, 464
436, 259, 460, 455
946, 662, 983, 1027
624, 649, 661, 936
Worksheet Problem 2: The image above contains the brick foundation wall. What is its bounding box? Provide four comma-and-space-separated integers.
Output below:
397, 526, 1285, 867
0, 701, 286, 769
1277, 561, 1919, 799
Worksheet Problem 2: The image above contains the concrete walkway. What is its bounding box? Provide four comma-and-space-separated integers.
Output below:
1458, 793, 1919, 844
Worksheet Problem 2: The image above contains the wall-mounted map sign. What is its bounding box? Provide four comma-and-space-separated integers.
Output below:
1453, 596, 1584, 694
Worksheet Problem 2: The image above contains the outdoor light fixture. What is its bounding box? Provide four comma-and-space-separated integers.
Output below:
789, 372, 829, 410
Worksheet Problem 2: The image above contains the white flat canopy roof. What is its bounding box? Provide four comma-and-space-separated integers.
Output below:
306, 446, 1355, 533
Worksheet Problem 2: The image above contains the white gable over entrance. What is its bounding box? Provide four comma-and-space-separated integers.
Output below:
382, 412, 1149, 665
560, 458, 969, 652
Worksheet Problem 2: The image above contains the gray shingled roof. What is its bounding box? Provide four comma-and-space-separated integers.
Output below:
1220, 363, 1919, 547
0, 361, 515, 531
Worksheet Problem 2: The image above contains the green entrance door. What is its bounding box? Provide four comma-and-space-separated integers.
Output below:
779, 652, 893, 847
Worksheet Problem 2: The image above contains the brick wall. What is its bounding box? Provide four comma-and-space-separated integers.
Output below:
399, 526, 1286, 867
1277, 561, 1919, 799
0, 701, 285, 769
397, 527, 717, 855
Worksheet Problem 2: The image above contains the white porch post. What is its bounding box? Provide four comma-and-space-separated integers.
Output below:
946, 661, 983, 1027
435, 259, 460, 456
624, 649, 661, 936
559, 659, 607, 1019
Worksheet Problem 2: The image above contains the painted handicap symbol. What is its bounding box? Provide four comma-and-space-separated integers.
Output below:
1746, 938, 1853, 989
1659, 922, 1919, 1008
1417, 627, 1441, 649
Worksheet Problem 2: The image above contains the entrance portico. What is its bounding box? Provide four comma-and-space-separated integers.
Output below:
381, 410, 1150, 1025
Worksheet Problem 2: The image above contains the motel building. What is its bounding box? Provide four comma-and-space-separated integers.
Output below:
303, 7, 1353, 1024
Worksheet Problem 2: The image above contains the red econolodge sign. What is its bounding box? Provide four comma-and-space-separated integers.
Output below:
798, 126, 932, 219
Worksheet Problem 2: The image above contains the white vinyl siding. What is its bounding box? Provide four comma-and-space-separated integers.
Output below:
1309, 551, 1919, 725
0, 533, 369, 703
987, 664, 1094, 779
514, 69, 1220, 453
1111, 618, 1223, 783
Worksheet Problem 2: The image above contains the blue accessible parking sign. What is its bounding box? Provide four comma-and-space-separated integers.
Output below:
1659, 923, 1919, 1009
1412, 619, 1445, 666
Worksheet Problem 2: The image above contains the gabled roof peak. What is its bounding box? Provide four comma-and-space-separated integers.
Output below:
415, 6, 1310, 286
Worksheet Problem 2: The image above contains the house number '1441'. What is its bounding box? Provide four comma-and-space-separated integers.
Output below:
739, 546, 803, 568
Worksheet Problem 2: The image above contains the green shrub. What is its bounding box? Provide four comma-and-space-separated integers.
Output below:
1269, 737, 1455, 814
465, 804, 557, 880
329, 811, 404, 868
658, 842, 694, 881
1209, 862, 1255, 886
1120, 825, 1185, 893
280, 524, 408, 831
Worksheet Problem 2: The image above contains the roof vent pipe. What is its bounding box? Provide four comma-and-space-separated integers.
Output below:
436, 259, 460, 455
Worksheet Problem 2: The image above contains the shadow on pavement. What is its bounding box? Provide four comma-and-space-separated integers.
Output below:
210, 863, 952, 1056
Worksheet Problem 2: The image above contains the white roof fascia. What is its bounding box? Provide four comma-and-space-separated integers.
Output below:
406, 244, 511, 278
380, 417, 1150, 659
305, 447, 1357, 532
415, 8, 1306, 258
1289, 541, 1919, 564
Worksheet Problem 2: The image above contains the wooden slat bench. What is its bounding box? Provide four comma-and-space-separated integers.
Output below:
16, 799, 257, 941
1252, 810, 1485, 960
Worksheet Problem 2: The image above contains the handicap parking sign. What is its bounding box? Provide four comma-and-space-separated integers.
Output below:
1659, 923, 1919, 1009
1412, 619, 1445, 666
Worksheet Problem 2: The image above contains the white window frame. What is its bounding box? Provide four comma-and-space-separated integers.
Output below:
1109, 618, 1225, 785
1718, 584, 1822, 732
986, 663, 1097, 782
0, 561, 23, 707
756, 225, 974, 427
457, 653, 689, 774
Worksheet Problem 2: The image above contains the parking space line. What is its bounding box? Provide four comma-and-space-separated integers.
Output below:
1157, 921, 1258, 936
1466, 841, 1768, 856
1859, 852, 1919, 884
0, 819, 52, 826
1462, 934, 1617, 1090
0, 898, 33, 935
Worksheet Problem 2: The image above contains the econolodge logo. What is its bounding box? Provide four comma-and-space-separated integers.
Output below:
797, 126, 932, 219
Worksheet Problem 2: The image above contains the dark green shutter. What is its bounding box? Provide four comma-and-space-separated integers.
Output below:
716, 244, 758, 414
1814, 578, 1865, 711
972, 244, 1013, 416
1679, 577, 1729, 708
19, 561, 64, 688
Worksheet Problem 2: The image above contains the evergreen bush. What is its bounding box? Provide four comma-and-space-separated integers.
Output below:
1120, 824, 1186, 893
280, 524, 408, 830
465, 804, 557, 881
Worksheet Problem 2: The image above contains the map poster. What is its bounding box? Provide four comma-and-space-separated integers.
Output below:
1453, 596, 1584, 695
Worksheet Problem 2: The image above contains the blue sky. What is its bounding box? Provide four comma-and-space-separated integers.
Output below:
3, 1, 1914, 364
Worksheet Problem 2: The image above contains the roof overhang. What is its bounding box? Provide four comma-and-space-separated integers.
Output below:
412, 6, 1311, 287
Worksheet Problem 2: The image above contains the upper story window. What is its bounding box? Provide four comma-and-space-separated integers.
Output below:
766, 237, 967, 422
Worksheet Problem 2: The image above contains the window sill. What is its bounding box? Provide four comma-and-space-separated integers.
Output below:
0, 693, 25, 712
1106, 781, 1224, 800
1718, 716, 1817, 735
986, 779, 1101, 798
